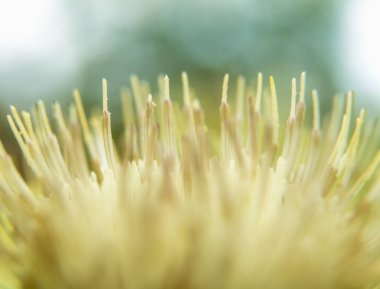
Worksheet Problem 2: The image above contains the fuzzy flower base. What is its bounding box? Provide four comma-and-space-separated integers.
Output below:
0, 73, 380, 289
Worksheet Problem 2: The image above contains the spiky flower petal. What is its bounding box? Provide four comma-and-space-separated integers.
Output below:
1, 73, 380, 289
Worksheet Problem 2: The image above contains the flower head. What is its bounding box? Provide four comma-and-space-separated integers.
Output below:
0, 73, 380, 289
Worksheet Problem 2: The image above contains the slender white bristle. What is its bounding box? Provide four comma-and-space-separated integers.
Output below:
0, 73, 379, 289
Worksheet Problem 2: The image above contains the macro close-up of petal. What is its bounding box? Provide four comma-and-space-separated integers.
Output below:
0, 73, 379, 289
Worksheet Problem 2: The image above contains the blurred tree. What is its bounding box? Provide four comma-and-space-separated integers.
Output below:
62, 0, 343, 119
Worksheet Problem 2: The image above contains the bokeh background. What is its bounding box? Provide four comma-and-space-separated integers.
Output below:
0, 0, 379, 129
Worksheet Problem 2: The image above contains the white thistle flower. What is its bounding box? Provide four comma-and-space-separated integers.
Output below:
0, 72, 380, 289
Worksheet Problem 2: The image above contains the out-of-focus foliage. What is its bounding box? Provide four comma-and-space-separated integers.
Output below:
0, 0, 343, 112
65, 0, 342, 115
0, 0, 344, 150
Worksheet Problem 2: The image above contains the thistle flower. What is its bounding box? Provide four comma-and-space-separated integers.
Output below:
0, 73, 380, 289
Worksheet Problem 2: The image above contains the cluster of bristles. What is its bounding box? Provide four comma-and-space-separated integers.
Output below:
0, 72, 380, 289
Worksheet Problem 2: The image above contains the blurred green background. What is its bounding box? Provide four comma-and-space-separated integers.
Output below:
0, 0, 379, 131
